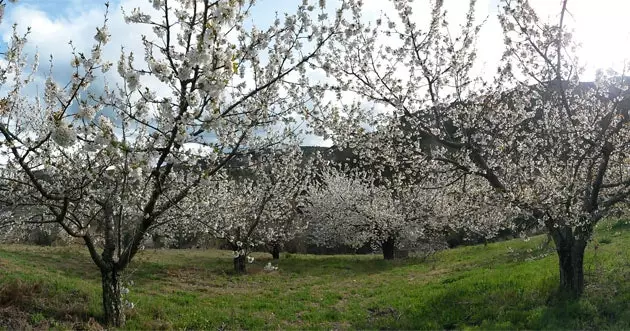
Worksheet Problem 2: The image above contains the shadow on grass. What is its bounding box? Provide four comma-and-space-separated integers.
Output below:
351, 270, 630, 330
276, 255, 424, 277
131, 250, 430, 282
0, 279, 102, 330
610, 219, 630, 231
1, 244, 433, 284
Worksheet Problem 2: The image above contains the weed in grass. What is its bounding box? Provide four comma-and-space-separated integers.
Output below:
29, 312, 45, 325
599, 237, 613, 245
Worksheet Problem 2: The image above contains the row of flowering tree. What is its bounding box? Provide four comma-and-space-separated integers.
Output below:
0, 0, 628, 327
305, 166, 443, 260
183, 145, 312, 273
314, 0, 630, 297
303, 154, 509, 260
0, 0, 344, 326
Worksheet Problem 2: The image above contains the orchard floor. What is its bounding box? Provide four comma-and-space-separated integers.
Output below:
2, 220, 630, 329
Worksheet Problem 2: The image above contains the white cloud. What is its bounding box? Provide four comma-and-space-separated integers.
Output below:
357, 0, 630, 81
1, 0, 628, 151
0, 0, 160, 92
3, 0, 629, 86
492, 0, 630, 79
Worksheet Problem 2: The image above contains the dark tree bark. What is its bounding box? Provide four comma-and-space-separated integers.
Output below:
382, 237, 396, 260
234, 255, 247, 273
100, 267, 124, 327
550, 226, 588, 297
271, 243, 281, 260
93, 203, 126, 327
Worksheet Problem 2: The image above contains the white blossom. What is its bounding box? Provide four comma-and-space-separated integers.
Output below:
51, 123, 77, 147
94, 26, 110, 44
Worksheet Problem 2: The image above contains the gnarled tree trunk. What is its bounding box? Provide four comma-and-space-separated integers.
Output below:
234, 255, 247, 274
100, 267, 125, 327
381, 237, 396, 260
550, 226, 588, 297
96, 203, 126, 327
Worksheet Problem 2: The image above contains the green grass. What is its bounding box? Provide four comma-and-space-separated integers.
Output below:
2, 219, 630, 329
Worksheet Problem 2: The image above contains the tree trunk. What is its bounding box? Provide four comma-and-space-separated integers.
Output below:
382, 237, 395, 260
233, 255, 246, 274
271, 243, 281, 260
101, 267, 125, 327
550, 227, 588, 297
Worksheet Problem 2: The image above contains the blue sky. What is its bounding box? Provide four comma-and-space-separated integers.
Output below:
1, 0, 630, 102
5, 0, 291, 29
2, 0, 629, 107
0, 0, 628, 149
4, 0, 630, 82
0, 0, 304, 72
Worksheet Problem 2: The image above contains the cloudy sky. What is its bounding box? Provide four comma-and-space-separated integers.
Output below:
3, 0, 629, 82
0, 0, 628, 148
0, 0, 630, 149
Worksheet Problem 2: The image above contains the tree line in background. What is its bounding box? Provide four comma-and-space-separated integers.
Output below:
0, 0, 630, 327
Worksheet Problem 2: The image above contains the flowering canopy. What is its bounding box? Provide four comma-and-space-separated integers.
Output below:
186, 146, 311, 261
0, 0, 344, 325
315, 0, 630, 295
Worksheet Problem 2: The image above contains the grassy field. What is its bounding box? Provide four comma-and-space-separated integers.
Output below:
2, 219, 630, 329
